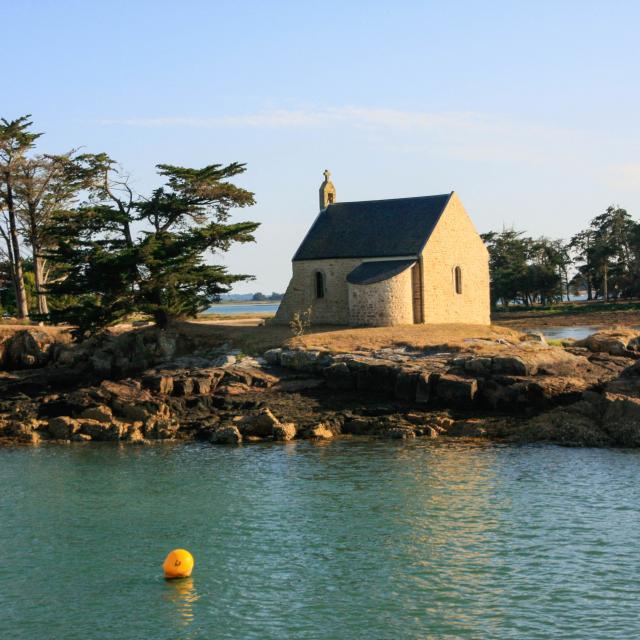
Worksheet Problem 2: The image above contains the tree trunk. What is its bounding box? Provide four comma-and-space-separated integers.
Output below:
33, 248, 48, 315
603, 263, 609, 302
154, 308, 168, 329
3, 233, 15, 291
5, 180, 29, 319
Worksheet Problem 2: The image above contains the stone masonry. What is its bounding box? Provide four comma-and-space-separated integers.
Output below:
273, 174, 490, 327
348, 267, 413, 326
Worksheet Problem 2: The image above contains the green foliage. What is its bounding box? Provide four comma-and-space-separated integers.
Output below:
481, 230, 565, 306
570, 206, 640, 300
483, 206, 640, 308
45, 158, 259, 338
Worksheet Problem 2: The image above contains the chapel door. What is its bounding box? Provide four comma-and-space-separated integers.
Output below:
411, 263, 423, 324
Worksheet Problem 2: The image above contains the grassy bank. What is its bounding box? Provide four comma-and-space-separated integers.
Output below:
492, 299, 640, 330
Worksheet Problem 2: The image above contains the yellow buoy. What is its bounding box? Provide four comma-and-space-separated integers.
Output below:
163, 548, 194, 580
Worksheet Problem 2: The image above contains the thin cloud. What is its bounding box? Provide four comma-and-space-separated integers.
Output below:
96, 106, 602, 167
97, 107, 496, 132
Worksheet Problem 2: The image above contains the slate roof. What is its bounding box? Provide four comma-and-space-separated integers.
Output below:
346, 259, 416, 285
293, 193, 452, 261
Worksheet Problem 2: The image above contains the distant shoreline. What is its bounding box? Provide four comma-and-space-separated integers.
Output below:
214, 301, 280, 306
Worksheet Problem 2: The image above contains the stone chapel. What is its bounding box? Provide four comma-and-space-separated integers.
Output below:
273, 171, 490, 326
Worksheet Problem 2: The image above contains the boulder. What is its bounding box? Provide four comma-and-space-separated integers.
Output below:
273, 422, 297, 441
382, 427, 416, 439
48, 416, 80, 439
155, 333, 177, 360
125, 424, 145, 443
6, 329, 56, 369
415, 372, 432, 404
575, 330, 640, 357
516, 405, 610, 447
356, 363, 398, 393
100, 379, 146, 402
419, 426, 439, 438
115, 400, 171, 428
307, 423, 334, 439
211, 354, 237, 367
141, 374, 174, 395
192, 376, 212, 395
522, 349, 587, 377
446, 419, 487, 437
464, 357, 492, 376
79, 405, 113, 424
78, 419, 127, 441
71, 433, 92, 442
17, 428, 41, 444
146, 419, 180, 440
210, 425, 242, 445
342, 418, 374, 435
601, 393, 640, 446
492, 356, 530, 376
239, 408, 281, 437
264, 348, 283, 365
323, 362, 355, 390
522, 332, 547, 344
434, 374, 478, 405
228, 366, 278, 388
172, 378, 194, 396
280, 349, 323, 372
394, 371, 419, 401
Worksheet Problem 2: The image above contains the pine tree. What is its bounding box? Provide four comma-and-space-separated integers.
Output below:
46, 158, 259, 338
0, 115, 42, 319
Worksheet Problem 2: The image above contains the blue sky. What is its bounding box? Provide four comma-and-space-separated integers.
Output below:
4, 0, 640, 293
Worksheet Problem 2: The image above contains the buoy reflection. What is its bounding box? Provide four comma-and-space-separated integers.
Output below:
164, 577, 199, 627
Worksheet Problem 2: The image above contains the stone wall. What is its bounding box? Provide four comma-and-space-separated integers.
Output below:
273, 258, 363, 325
274, 191, 490, 327
348, 268, 413, 326
420, 193, 490, 325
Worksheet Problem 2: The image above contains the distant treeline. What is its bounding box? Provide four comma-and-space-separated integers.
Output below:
251, 292, 282, 302
483, 206, 640, 307
219, 292, 283, 302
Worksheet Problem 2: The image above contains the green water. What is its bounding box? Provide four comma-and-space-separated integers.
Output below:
1, 441, 639, 639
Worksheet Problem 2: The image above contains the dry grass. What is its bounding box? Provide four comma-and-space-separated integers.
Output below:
289, 323, 517, 352
172, 320, 518, 355
0, 324, 72, 342
0, 317, 521, 357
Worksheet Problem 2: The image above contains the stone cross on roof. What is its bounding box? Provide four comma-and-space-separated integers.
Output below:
319, 169, 336, 210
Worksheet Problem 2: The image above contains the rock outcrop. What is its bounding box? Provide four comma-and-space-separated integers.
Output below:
3, 327, 640, 448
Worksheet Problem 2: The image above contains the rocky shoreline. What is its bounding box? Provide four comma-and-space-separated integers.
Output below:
1, 326, 640, 447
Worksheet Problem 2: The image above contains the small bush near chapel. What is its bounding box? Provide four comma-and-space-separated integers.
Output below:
290, 307, 312, 337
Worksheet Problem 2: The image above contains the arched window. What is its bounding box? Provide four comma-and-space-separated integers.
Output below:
315, 271, 325, 298
454, 266, 463, 295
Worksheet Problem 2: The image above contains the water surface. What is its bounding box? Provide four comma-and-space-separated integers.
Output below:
1, 441, 639, 639
206, 303, 279, 314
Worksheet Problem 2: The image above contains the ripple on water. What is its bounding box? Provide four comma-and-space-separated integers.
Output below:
1, 441, 640, 639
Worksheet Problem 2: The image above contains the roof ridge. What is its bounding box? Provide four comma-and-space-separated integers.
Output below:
292, 191, 454, 261
326, 193, 451, 207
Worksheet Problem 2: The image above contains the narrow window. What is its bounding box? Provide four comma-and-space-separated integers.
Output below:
454, 266, 462, 295
315, 271, 325, 298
